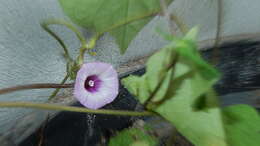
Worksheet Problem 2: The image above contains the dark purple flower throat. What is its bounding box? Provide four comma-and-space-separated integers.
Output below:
84, 75, 101, 93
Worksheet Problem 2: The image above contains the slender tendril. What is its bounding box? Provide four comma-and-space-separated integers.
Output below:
41, 19, 87, 49
49, 74, 70, 100
0, 102, 154, 117
0, 83, 73, 95
41, 21, 70, 61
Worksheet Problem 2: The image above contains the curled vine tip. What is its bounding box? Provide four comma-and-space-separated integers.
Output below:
74, 62, 119, 109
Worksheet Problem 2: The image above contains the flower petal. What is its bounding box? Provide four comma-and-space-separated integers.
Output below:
73, 62, 119, 109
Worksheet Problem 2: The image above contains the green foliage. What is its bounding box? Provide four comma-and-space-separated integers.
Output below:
122, 28, 260, 146
58, 0, 173, 53
123, 28, 220, 105
109, 127, 157, 146
221, 104, 260, 146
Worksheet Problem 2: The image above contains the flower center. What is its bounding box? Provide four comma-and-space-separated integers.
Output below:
84, 75, 101, 93
88, 80, 95, 87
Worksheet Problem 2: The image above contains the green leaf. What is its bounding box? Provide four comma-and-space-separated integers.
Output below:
109, 127, 157, 146
222, 104, 260, 146
123, 28, 260, 145
58, 0, 173, 54
122, 46, 178, 104
130, 141, 150, 146
122, 28, 222, 145
183, 26, 198, 41
154, 52, 260, 145
155, 26, 198, 42
122, 28, 219, 104
192, 89, 219, 111
160, 101, 260, 146
122, 75, 150, 103
155, 78, 226, 146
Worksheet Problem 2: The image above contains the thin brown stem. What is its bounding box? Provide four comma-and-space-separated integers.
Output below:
212, 0, 223, 65
0, 83, 74, 95
160, 0, 176, 35
143, 53, 178, 107
170, 14, 188, 34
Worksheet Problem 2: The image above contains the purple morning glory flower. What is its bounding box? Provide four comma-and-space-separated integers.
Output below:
73, 62, 119, 109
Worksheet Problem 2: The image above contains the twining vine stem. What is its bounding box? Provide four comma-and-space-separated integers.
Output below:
0, 82, 155, 116
41, 19, 99, 99
0, 83, 73, 95
41, 19, 87, 49
76, 36, 99, 66
0, 102, 154, 117
0, 2, 185, 116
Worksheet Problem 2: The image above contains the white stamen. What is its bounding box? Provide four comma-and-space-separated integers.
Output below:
88, 80, 95, 87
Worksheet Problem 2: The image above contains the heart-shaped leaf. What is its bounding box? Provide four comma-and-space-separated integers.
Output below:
58, 0, 173, 53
